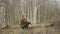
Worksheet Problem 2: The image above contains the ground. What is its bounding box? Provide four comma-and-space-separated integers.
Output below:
0, 24, 60, 34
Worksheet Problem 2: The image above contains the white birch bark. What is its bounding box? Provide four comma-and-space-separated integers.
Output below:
33, 7, 37, 25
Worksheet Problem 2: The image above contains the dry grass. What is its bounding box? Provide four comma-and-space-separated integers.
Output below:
0, 24, 60, 34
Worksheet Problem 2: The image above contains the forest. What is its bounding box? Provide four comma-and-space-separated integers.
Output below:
0, 0, 60, 34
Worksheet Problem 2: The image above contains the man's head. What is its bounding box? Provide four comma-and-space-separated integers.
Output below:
22, 15, 26, 18
21, 15, 27, 22
22, 15, 24, 18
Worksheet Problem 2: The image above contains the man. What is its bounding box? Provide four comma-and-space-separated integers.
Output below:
20, 15, 31, 29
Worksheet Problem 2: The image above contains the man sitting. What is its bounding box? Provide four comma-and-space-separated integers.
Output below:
20, 15, 31, 29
